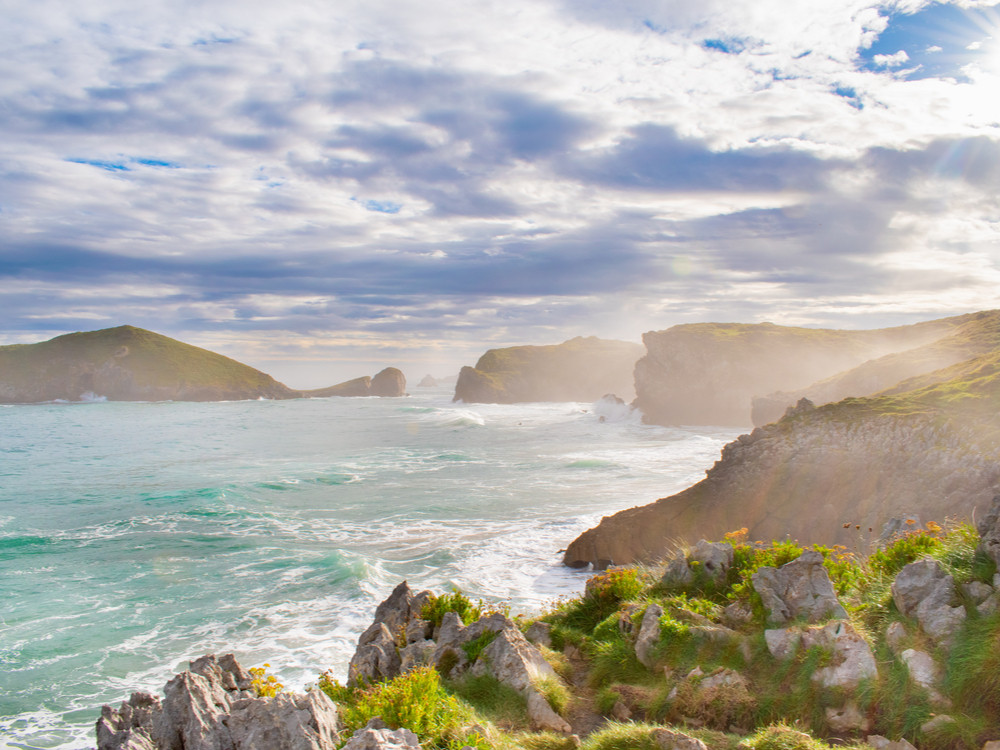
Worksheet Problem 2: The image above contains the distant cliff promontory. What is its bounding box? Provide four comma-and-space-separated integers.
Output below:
633, 316, 969, 427
565, 331, 1000, 568
0, 326, 406, 403
453, 336, 643, 404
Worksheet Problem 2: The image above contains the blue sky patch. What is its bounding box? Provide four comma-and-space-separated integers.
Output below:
833, 85, 863, 110
702, 37, 747, 54
67, 158, 130, 172
859, 2, 1000, 81
354, 198, 402, 214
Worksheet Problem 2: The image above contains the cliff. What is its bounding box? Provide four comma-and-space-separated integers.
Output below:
633, 317, 966, 427
751, 310, 1000, 425
453, 336, 643, 404
0, 326, 407, 403
564, 346, 1000, 568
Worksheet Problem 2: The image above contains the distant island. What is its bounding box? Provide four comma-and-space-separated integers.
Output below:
0, 325, 407, 403
453, 336, 643, 404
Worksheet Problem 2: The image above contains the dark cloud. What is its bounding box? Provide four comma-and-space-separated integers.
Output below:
563, 124, 838, 192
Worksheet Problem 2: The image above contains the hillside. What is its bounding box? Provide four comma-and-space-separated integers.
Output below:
454, 336, 643, 404
565, 343, 1000, 568
751, 310, 1000, 425
0, 326, 406, 403
633, 316, 969, 427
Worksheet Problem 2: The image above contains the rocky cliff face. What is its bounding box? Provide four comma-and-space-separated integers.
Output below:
453, 336, 643, 404
750, 311, 1000, 426
633, 318, 964, 427
563, 399, 1000, 568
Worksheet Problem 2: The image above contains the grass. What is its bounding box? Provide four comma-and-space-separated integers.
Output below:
448, 673, 529, 729
533, 675, 570, 716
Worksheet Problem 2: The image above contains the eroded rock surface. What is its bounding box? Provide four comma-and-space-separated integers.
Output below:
751, 550, 847, 625
891, 559, 966, 646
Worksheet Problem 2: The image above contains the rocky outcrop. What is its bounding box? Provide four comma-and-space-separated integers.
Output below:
453, 337, 643, 404
346, 582, 572, 734
300, 368, 406, 398
96, 654, 339, 750
660, 540, 734, 589
633, 318, 960, 427
751, 550, 847, 625
564, 404, 1000, 568
340, 719, 421, 750
370, 368, 407, 397
891, 559, 966, 647
416, 375, 438, 388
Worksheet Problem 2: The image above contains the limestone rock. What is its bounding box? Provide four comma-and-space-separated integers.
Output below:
470, 627, 557, 693
885, 622, 907, 655
962, 581, 993, 605
341, 719, 421, 750
802, 620, 877, 690
877, 516, 922, 549
764, 628, 802, 661
891, 559, 966, 646
526, 691, 572, 733
635, 604, 664, 669
399, 640, 437, 674
227, 691, 340, 750
651, 727, 709, 750
825, 700, 870, 733
155, 668, 234, 750
899, 649, 947, 705
348, 623, 402, 686
96, 693, 161, 750
751, 550, 847, 625
524, 621, 553, 648
920, 715, 957, 734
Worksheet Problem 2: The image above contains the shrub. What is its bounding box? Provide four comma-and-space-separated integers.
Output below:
738, 723, 830, 750
448, 673, 528, 729
319, 666, 487, 750
421, 590, 485, 627
548, 568, 646, 632
249, 663, 283, 697
462, 630, 499, 662
578, 721, 660, 750
533, 675, 570, 716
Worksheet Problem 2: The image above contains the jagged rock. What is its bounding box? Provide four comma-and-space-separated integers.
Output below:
341, 719, 421, 750
526, 691, 572, 733
867, 735, 918, 750
524, 621, 553, 648
399, 640, 437, 674
227, 691, 340, 750
373, 582, 420, 634
699, 668, 747, 692
877, 516, 922, 548
635, 604, 664, 669
978, 591, 1000, 615
405, 619, 433, 645
751, 550, 847, 625
976, 494, 1000, 567
470, 627, 557, 693
661, 540, 734, 589
764, 628, 802, 661
96, 692, 161, 750
825, 700, 870, 733
651, 727, 709, 750
802, 620, 877, 690
899, 649, 947, 705
435, 611, 465, 648
885, 622, 907, 654
348, 623, 402, 686
98, 655, 339, 750
891, 559, 966, 646
722, 600, 753, 628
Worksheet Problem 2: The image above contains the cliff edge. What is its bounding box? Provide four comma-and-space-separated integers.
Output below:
454, 336, 643, 404
565, 347, 1000, 568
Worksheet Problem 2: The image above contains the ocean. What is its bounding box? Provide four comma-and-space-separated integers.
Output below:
0, 387, 739, 750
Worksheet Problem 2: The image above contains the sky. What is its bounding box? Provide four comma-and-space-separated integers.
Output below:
1, 0, 999, 387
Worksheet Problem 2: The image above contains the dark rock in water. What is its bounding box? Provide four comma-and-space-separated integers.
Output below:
417, 375, 438, 388
95, 654, 339, 750
370, 367, 406, 397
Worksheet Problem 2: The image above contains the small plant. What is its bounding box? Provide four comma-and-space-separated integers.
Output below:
578, 721, 660, 750
738, 722, 831, 750
595, 685, 621, 715
533, 675, 570, 716
421, 590, 484, 627
448, 673, 528, 729
462, 630, 499, 662
249, 663, 283, 697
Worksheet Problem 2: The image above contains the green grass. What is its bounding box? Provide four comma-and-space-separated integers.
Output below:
448, 673, 529, 729
462, 630, 499, 662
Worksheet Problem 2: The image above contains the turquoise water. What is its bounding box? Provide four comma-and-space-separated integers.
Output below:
0, 389, 738, 749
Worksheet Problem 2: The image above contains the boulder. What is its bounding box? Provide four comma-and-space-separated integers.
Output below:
751, 550, 847, 625
635, 604, 664, 669
867, 736, 918, 750
348, 623, 403, 686
801, 620, 877, 690
341, 719, 421, 750
891, 559, 966, 646
764, 628, 802, 661
96, 693, 161, 750
227, 692, 341, 750
469, 627, 557, 694
526, 691, 572, 733
899, 649, 947, 705
885, 622, 907, 655
825, 700, 870, 733
399, 640, 437, 674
